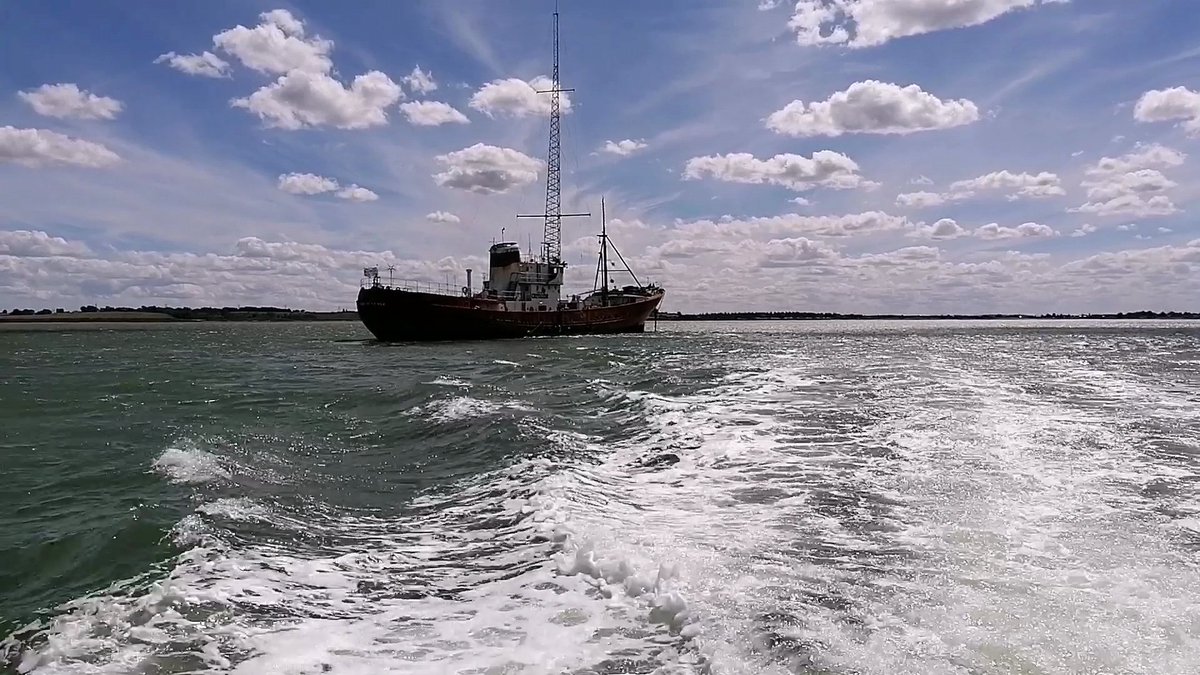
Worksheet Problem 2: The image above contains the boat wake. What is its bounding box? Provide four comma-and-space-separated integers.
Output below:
6, 325, 1200, 674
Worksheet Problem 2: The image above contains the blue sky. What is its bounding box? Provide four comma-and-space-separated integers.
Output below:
1, 0, 1198, 313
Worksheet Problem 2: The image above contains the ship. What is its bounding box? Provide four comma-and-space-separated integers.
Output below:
356, 7, 664, 342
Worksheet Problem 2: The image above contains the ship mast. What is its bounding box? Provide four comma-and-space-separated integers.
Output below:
543, 6, 563, 264
516, 2, 587, 262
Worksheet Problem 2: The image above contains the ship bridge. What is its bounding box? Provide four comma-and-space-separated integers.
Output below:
482, 242, 566, 311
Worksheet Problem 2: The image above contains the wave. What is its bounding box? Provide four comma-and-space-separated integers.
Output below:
152, 443, 230, 484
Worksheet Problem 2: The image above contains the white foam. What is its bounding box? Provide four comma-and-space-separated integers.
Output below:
16, 331, 1200, 675
152, 443, 230, 484
413, 395, 534, 423
425, 376, 468, 387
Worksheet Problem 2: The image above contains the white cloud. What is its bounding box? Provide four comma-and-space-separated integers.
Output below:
468, 76, 572, 118
788, 0, 1068, 49
336, 185, 378, 202
767, 81, 979, 137
758, 0, 783, 9
911, 175, 934, 185
0, 126, 120, 168
675, 211, 914, 239
426, 211, 461, 224
6, 225, 1198, 315
0, 231, 486, 311
896, 191, 947, 208
911, 218, 968, 239
1134, 86, 1200, 137
433, 143, 542, 194
756, 237, 840, 267
1071, 223, 1097, 238
276, 172, 376, 201
277, 172, 339, 195
1072, 144, 1184, 217
17, 83, 123, 120
789, 197, 812, 206
683, 150, 872, 192
154, 51, 230, 78
404, 66, 438, 94
975, 222, 1057, 240
399, 100, 469, 126
0, 230, 92, 257
600, 139, 648, 157
949, 170, 1066, 199
233, 70, 403, 129
212, 9, 333, 75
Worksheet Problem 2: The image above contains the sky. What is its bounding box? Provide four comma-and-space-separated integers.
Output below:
1, 0, 1199, 314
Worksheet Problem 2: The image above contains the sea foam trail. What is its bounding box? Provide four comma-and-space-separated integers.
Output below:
10, 327, 1200, 675
12, 455, 696, 674
152, 443, 230, 484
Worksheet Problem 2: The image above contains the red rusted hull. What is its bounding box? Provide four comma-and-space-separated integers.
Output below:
356, 286, 665, 341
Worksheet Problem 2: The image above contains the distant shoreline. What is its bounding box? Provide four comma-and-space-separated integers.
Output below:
2, 308, 1198, 324
0, 308, 359, 323
653, 311, 1200, 321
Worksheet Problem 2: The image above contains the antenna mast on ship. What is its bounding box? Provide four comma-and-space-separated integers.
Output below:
543, 4, 563, 263
517, 1, 588, 262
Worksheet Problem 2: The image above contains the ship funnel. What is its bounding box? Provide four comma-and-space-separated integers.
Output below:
466, 268, 472, 292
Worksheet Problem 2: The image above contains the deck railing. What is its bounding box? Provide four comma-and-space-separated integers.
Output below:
364, 278, 466, 297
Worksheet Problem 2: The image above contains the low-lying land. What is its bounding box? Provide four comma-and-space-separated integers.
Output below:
652, 310, 1200, 321
0, 306, 358, 323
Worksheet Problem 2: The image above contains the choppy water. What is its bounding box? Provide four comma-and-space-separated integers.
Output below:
2, 320, 1199, 674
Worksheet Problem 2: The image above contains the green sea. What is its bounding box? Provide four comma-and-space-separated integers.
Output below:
2, 320, 1199, 674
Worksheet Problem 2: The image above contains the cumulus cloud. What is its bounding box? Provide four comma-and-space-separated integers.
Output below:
949, 170, 1066, 199
336, 185, 378, 202
1071, 223, 1097, 238
788, 0, 1068, 48
975, 222, 1057, 240
1072, 144, 1184, 217
911, 175, 934, 186
767, 81, 979, 137
0, 230, 92, 257
164, 9, 403, 130
17, 83, 123, 120
433, 143, 542, 194
756, 237, 840, 267
601, 139, 648, 156
426, 211, 461, 224
0, 231, 488, 311
675, 211, 914, 239
276, 172, 377, 201
683, 150, 872, 192
899, 169, 1065, 207
789, 197, 812, 206
1134, 86, 1200, 136
154, 51, 230, 78
278, 172, 339, 195
404, 66, 438, 94
233, 70, 403, 129
896, 191, 947, 209
212, 9, 333, 75
0, 126, 120, 168
911, 218, 968, 239
469, 76, 572, 118
5, 226, 1199, 315
399, 100, 469, 126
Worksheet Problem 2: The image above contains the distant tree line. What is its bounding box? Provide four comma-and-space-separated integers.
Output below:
2, 305, 358, 321
652, 310, 1200, 321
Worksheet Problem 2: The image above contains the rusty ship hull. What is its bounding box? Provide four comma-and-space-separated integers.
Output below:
357, 286, 664, 342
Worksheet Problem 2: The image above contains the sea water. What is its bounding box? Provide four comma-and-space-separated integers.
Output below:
2, 320, 1198, 674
